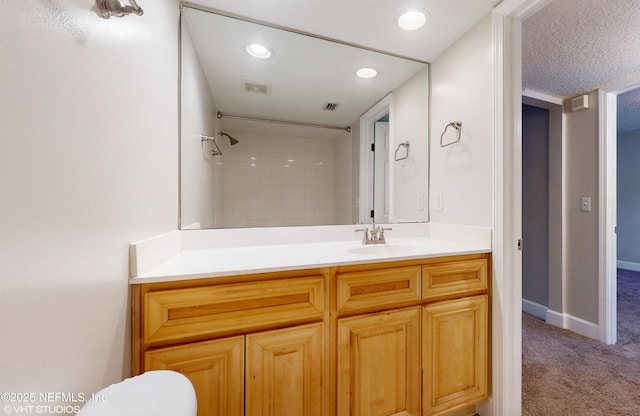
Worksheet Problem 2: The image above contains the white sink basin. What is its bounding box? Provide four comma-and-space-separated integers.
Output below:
335, 240, 433, 256
347, 244, 426, 255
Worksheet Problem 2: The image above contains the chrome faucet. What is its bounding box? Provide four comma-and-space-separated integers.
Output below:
354, 223, 393, 245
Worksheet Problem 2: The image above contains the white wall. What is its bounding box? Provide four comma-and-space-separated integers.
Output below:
0, 0, 179, 402
390, 67, 429, 222
180, 20, 220, 229
429, 15, 494, 227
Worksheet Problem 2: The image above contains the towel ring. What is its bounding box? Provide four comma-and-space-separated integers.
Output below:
440, 121, 462, 147
394, 141, 410, 161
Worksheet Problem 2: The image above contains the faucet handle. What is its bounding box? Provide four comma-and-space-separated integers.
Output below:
354, 228, 370, 244
378, 226, 392, 243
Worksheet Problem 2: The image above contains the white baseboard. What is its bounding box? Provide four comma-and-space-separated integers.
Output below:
543, 309, 599, 339
524, 303, 600, 340
618, 260, 640, 272
522, 299, 547, 320
545, 309, 564, 328
564, 314, 599, 339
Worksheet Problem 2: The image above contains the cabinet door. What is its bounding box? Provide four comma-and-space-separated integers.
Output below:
337, 307, 421, 416
246, 323, 325, 416
423, 295, 488, 416
145, 336, 244, 416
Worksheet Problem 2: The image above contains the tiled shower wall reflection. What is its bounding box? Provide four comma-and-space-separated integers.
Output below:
219, 129, 351, 227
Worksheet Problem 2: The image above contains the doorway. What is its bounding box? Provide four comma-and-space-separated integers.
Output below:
521, 96, 564, 325
359, 94, 391, 223
373, 118, 390, 223
522, 103, 549, 318
616, 88, 640, 274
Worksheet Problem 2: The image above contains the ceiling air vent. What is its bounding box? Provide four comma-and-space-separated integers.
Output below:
323, 102, 340, 111
241, 80, 271, 95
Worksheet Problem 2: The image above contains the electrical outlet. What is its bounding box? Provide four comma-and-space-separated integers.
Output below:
434, 192, 443, 211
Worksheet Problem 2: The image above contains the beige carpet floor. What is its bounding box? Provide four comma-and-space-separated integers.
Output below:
522, 269, 640, 416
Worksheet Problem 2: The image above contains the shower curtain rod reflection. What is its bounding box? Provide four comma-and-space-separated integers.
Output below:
217, 112, 351, 132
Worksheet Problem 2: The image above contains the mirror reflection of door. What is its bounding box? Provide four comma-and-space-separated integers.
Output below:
374, 118, 389, 223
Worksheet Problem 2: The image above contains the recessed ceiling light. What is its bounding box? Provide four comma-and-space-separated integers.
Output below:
356, 67, 378, 79
397, 10, 428, 31
245, 43, 273, 59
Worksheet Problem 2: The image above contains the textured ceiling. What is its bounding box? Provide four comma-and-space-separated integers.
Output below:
523, 0, 640, 132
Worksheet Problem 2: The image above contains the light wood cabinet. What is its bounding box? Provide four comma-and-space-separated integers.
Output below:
133, 270, 329, 416
145, 336, 244, 416
132, 253, 490, 416
335, 266, 421, 313
423, 295, 488, 416
337, 307, 421, 416
422, 259, 488, 301
142, 276, 324, 344
145, 322, 325, 416
332, 254, 489, 416
246, 323, 324, 416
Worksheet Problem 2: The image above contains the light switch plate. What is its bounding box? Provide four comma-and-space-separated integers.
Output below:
581, 197, 592, 212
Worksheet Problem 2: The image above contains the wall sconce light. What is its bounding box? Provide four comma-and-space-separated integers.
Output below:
96, 0, 143, 19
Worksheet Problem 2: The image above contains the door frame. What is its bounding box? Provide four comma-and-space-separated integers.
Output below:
598, 73, 640, 344
373, 121, 390, 223
491, 1, 629, 414
359, 94, 391, 223
487, 1, 555, 415
521, 93, 565, 326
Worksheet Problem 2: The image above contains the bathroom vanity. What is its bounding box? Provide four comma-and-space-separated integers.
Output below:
130, 226, 490, 416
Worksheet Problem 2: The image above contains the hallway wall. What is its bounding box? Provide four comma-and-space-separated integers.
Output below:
522, 104, 550, 310
563, 90, 600, 325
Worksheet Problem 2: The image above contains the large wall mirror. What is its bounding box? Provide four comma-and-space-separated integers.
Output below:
180, 4, 430, 229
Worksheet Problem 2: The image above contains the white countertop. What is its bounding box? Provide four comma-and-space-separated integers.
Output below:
130, 233, 491, 284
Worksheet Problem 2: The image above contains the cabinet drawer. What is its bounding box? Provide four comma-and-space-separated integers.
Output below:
144, 277, 324, 344
336, 266, 421, 313
422, 259, 488, 301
